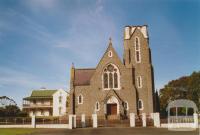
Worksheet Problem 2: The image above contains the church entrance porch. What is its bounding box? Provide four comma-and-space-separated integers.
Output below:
107, 103, 117, 115
104, 96, 119, 116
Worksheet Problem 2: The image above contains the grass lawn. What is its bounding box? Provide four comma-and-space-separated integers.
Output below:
0, 128, 40, 135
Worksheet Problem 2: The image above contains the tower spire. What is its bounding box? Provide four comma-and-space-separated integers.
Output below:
109, 37, 112, 46
71, 62, 74, 68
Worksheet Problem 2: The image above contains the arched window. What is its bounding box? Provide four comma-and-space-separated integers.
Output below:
109, 73, 113, 88
95, 102, 100, 111
102, 64, 120, 89
104, 73, 108, 88
114, 73, 118, 88
135, 37, 141, 63
128, 49, 131, 63
78, 94, 83, 104
137, 76, 142, 88
138, 99, 143, 110
108, 51, 113, 57
123, 101, 129, 110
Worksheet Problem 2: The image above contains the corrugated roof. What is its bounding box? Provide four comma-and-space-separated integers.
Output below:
30, 90, 57, 97
74, 69, 95, 86
23, 96, 53, 100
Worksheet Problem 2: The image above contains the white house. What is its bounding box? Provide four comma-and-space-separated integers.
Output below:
23, 89, 69, 117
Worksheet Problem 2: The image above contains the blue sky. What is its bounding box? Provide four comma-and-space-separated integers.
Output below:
0, 0, 199, 107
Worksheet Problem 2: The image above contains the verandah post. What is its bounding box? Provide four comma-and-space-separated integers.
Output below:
31, 115, 36, 128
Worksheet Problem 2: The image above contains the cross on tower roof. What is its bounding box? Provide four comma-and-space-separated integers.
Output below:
109, 37, 112, 43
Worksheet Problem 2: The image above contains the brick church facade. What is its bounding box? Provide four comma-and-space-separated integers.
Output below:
69, 25, 155, 118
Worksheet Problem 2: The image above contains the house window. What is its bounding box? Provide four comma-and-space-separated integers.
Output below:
137, 76, 142, 88
95, 102, 100, 111
135, 37, 141, 63
33, 100, 36, 104
59, 96, 62, 104
138, 99, 143, 110
59, 107, 62, 115
78, 94, 83, 104
103, 64, 120, 89
41, 100, 44, 105
41, 110, 44, 115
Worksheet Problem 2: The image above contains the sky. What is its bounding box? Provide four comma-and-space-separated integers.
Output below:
0, 0, 199, 107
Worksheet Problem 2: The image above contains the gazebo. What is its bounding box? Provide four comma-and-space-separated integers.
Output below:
166, 99, 198, 129
166, 99, 198, 117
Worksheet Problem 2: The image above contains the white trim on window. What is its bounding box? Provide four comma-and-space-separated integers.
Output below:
59, 107, 62, 115
137, 76, 142, 88
78, 94, 83, 104
138, 99, 144, 110
135, 37, 141, 63
108, 51, 113, 57
102, 63, 121, 90
95, 101, 100, 111
124, 101, 129, 110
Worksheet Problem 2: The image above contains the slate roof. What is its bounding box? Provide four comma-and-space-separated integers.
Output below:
74, 68, 95, 86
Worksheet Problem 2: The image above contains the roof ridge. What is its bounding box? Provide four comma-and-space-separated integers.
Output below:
75, 68, 96, 70
32, 89, 57, 91
125, 25, 148, 27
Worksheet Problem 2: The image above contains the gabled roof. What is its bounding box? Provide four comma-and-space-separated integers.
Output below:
31, 90, 57, 97
95, 38, 124, 69
72, 38, 123, 86
23, 90, 57, 100
74, 68, 95, 86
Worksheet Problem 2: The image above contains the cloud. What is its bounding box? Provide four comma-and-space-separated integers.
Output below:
53, 0, 117, 63
0, 67, 66, 89
0, 66, 68, 107
0, 1, 118, 106
0, 9, 52, 43
0, 67, 41, 88
23, 0, 59, 10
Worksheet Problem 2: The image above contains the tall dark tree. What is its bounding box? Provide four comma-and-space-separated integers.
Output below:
154, 90, 160, 113
159, 71, 200, 117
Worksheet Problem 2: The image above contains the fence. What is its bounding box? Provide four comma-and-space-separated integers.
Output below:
75, 115, 92, 128
69, 113, 156, 129
160, 113, 199, 129
168, 116, 194, 123
35, 116, 68, 124
0, 113, 198, 129
0, 117, 31, 125
98, 115, 129, 127
0, 116, 69, 129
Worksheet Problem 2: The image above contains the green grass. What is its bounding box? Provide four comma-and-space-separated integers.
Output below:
0, 128, 38, 135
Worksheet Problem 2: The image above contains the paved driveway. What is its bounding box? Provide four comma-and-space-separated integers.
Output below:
33, 127, 199, 135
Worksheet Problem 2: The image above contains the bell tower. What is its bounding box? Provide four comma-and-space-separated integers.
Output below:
123, 25, 155, 113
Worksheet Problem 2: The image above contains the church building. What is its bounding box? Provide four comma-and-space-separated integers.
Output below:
69, 25, 155, 119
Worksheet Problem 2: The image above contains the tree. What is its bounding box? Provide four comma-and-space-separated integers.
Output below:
154, 90, 160, 112
0, 105, 27, 117
159, 71, 200, 117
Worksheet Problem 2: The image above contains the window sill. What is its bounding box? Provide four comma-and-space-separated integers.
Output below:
103, 88, 121, 90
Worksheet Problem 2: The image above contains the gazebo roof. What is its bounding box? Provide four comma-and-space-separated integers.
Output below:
166, 99, 198, 112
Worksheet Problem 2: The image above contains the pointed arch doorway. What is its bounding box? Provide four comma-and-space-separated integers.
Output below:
105, 96, 119, 115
